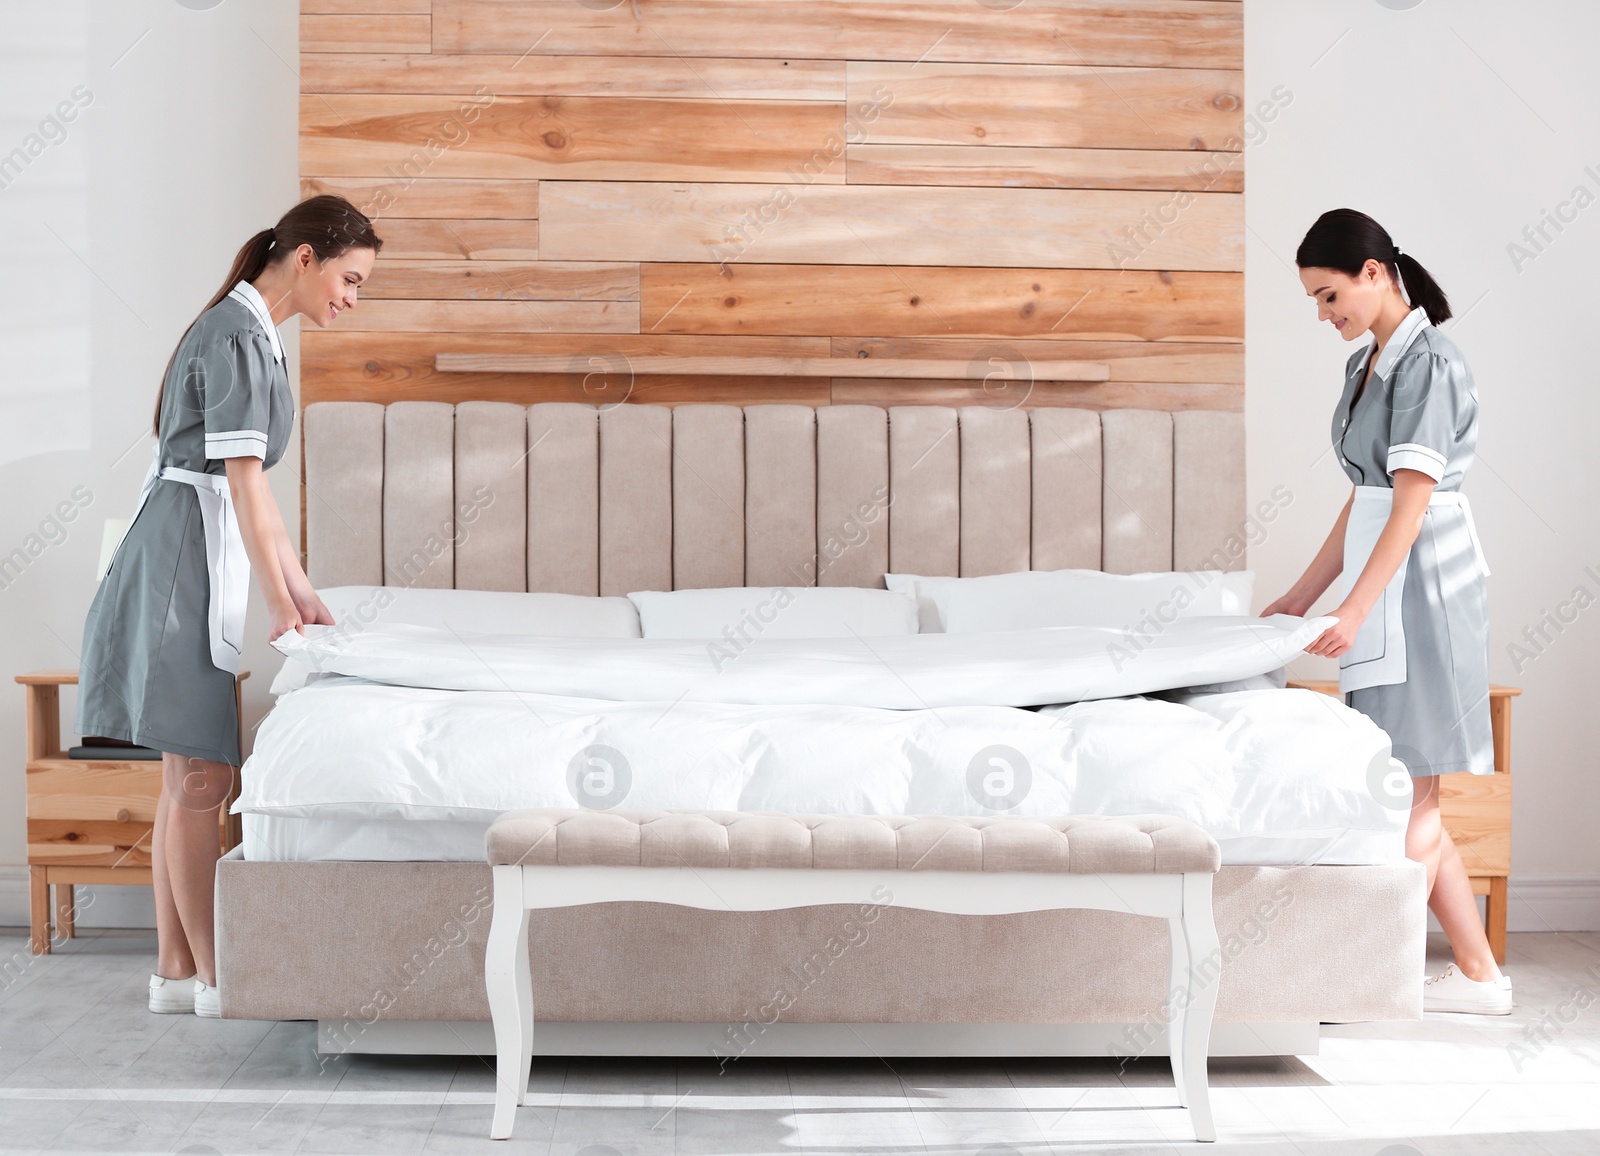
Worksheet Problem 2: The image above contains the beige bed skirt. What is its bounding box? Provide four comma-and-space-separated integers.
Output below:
216, 854, 1425, 1031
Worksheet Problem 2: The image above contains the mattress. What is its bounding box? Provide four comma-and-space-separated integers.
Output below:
241, 811, 1404, 867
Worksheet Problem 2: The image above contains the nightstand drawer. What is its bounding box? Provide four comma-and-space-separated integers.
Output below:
27, 818, 154, 866
25, 761, 163, 822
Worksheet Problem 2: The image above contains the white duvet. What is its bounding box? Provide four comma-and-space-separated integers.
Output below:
269, 612, 1336, 708
237, 614, 1410, 865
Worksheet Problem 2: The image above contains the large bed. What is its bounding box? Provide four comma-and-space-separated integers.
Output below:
215, 400, 1424, 1059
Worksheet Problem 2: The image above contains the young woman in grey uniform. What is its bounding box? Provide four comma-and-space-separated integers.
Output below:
1262, 208, 1509, 1015
75, 195, 382, 1016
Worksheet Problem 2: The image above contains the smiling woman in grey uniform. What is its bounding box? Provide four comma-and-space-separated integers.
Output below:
1262, 208, 1508, 1015
74, 195, 381, 1017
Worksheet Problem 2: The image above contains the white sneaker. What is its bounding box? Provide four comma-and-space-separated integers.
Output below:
148, 972, 196, 1014
1424, 963, 1513, 1015
193, 977, 221, 1018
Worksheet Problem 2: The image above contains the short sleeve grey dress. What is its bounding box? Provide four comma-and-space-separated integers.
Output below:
1331, 305, 1494, 777
74, 281, 292, 766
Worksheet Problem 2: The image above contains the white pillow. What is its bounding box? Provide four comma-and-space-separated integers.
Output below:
269, 586, 641, 695
883, 569, 1255, 633
627, 586, 919, 640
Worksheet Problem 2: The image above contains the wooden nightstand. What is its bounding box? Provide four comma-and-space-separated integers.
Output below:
1288, 680, 1519, 964
18, 669, 248, 955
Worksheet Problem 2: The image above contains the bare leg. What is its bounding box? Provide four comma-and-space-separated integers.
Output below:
151, 765, 196, 980
1406, 775, 1500, 982
160, 753, 235, 987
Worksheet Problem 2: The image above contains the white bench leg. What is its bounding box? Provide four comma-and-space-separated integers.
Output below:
486, 865, 531, 1140
1166, 913, 1189, 1108
1179, 871, 1220, 1142
516, 892, 534, 1103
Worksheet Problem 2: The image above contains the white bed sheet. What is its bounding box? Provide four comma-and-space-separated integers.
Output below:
267, 613, 1336, 707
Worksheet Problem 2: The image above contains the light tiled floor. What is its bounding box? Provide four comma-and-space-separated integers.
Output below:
1, 928, 1598, 1154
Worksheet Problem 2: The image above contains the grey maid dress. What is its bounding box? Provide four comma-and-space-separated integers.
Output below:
74, 280, 292, 766
1332, 304, 1494, 778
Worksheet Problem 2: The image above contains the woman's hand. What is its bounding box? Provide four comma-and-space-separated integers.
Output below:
267, 595, 306, 644
1303, 601, 1368, 658
285, 569, 337, 627
1259, 590, 1314, 617
253, 465, 338, 631
293, 589, 336, 627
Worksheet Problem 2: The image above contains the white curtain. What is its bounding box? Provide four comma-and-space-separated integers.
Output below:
0, 0, 92, 467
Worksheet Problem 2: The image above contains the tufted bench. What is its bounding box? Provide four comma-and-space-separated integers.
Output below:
483, 810, 1223, 1142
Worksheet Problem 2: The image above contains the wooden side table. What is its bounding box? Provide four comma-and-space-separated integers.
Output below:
1288, 680, 1519, 964
18, 669, 248, 955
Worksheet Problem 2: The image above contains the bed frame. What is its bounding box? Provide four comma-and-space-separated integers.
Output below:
216, 401, 1425, 1056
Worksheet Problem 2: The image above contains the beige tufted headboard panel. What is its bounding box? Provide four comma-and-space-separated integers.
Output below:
302, 403, 1245, 595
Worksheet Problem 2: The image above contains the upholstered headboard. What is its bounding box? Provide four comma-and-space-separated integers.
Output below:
301, 403, 1245, 595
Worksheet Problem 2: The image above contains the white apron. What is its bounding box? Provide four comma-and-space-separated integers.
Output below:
118, 444, 251, 675
1337, 484, 1490, 693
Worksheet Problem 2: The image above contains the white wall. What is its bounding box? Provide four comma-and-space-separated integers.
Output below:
1248, 1, 1600, 901
0, 0, 1594, 928
0, 3, 92, 469
0, 0, 299, 925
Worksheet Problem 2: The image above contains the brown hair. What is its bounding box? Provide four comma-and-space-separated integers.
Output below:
152, 194, 383, 437
1294, 207, 1451, 326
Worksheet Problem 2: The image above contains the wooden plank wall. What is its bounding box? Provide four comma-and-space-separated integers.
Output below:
299, 0, 1244, 412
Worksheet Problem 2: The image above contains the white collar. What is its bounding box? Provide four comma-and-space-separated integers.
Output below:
1366, 305, 1430, 382
227, 279, 285, 364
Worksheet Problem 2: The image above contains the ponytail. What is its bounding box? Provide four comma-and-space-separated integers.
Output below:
1392, 249, 1452, 326
1295, 207, 1451, 326
152, 195, 383, 438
